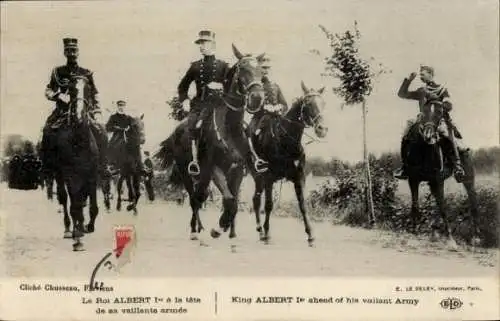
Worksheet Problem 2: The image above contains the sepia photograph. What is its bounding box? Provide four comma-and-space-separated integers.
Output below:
0, 0, 498, 319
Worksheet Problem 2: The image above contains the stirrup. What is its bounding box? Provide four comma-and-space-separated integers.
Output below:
188, 161, 200, 176
254, 158, 268, 173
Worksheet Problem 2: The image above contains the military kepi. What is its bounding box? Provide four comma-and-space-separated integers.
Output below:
63, 38, 78, 49
194, 30, 215, 44
116, 100, 126, 106
258, 53, 272, 68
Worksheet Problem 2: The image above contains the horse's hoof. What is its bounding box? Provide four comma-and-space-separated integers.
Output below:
471, 237, 481, 247
308, 237, 315, 247
126, 204, 135, 211
116, 204, 121, 211
190, 232, 199, 240
72, 242, 85, 252
73, 230, 84, 239
261, 235, 271, 243
63, 231, 72, 239
85, 224, 95, 234
446, 238, 459, 252
210, 228, 221, 239
430, 230, 439, 243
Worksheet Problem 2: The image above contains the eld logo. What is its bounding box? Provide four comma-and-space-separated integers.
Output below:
440, 297, 463, 310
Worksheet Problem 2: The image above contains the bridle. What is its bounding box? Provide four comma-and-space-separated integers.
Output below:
297, 92, 325, 130
418, 101, 443, 145
68, 75, 92, 125
223, 56, 263, 112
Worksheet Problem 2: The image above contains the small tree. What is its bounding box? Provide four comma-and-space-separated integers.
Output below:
318, 22, 391, 225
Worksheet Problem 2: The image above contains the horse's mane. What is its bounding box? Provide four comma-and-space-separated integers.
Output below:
285, 96, 305, 118
223, 65, 238, 93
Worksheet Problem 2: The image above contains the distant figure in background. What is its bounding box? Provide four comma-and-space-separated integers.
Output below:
143, 151, 155, 201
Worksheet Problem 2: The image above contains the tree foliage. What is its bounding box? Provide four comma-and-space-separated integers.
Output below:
318, 22, 390, 106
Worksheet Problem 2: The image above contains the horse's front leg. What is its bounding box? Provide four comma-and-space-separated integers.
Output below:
262, 182, 274, 243
126, 173, 141, 214
463, 179, 481, 246
116, 175, 124, 211
294, 175, 314, 246
56, 175, 71, 239
253, 177, 265, 240
408, 178, 420, 234
210, 166, 236, 239
87, 177, 99, 233
429, 180, 457, 250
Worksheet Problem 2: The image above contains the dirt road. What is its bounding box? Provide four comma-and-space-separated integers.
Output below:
0, 185, 497, 278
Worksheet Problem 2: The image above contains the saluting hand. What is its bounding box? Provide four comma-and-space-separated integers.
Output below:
408, 72, 417, 81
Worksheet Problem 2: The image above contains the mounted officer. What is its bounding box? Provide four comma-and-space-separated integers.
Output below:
246, 54, 288, 172
177, 30, 230, 176
394, 65, 467, 181
41, 37, 110, 178
105, 100, 143, 172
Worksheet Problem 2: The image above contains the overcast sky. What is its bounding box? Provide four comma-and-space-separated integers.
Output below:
1, 0, 498, 162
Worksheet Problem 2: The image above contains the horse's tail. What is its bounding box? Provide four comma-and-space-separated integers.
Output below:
154, 137, 175, 170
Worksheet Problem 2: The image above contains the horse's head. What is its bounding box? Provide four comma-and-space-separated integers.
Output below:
130, 113, 146, 145
418, 101, 444, 145
295, 81, 328, 138
227, 44, 265, 113
68, 75, 93, 125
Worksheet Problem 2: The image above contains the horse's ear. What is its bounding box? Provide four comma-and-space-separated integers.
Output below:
301, 81, 309, 94
318, 87, 325, 94
256, 53, 265, 61
232, 43, 244, 60
140, 113, 144, 120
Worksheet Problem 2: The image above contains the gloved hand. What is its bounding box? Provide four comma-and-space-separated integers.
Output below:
58, 93, 71, 104
207, 82, 223, 90
182, 99, 191, 112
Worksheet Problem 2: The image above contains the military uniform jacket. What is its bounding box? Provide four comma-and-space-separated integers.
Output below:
397, 77, 452, 113
105, 113, 135, 141
177, 55, 230, 107
262, 77, 288, 113
45, 63, 100, 111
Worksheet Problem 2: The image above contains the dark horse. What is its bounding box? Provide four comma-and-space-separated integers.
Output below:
405, 101, 480, 250
108, 114, 145, 214
48, 75, 103, 251
246, 82, 328, 246
156, 44, 264, 244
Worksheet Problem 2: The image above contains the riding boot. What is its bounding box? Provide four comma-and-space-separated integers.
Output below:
394, 138, 409, 180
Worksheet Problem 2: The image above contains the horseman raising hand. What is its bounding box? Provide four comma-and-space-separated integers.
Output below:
395, 65, 467, 181
41, 38, 110, 179
177, 30, 230, 176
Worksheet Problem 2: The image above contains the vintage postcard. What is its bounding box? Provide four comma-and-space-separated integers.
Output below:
0, 0, 498, 320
